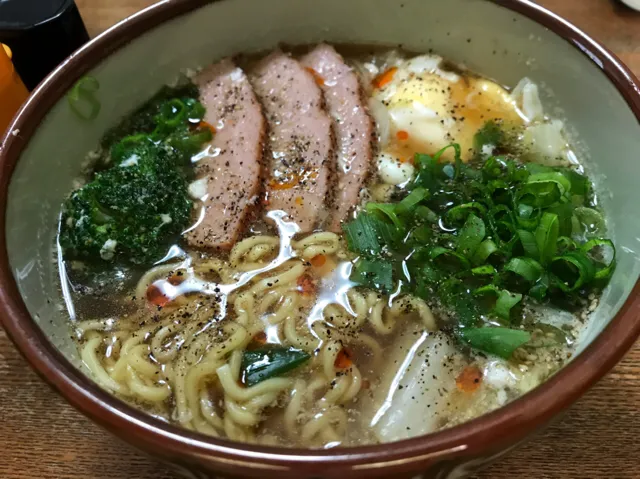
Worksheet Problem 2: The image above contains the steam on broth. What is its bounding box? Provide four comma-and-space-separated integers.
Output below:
58, 45, 616, 448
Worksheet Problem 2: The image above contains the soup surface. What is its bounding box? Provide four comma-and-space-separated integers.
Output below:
58, 45, 615, 448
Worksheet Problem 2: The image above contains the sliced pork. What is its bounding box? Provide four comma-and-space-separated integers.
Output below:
301, 44, 374, 232
185, 59, 265, 251
250, 50, 333, 232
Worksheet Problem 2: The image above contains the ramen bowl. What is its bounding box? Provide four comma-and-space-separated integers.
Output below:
1, 0, 640, 477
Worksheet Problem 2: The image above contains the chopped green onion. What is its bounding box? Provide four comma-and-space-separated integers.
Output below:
518, 172, 570, 208
581, 238, 616, 279
529, 273, 550, 301
472, 239, 499, 265
68, 76, 101, 121
535, 212, 559, 264
504, 257, 544, 283
560, 168, 589, 196
414, 205, 438, 223
472, 265, 497, 276
446, 202, 487, 225
433, 144, 462, 179
430, 247, 471, 271
242, 346, 310, 386
474, 285, 522, 321
459, 327, 531, 359
343, 214, 399, 255
396, 187, 429, 216
482, 156, 507, 180
515, 202, 540, 230
556, 236, 576, 253
549, 250, 596, 292
456, 214, 486, 258
573, 207, 606, 238
365, 203, 403, 229
351, 258, 394, 292
494, 289, 523, 321
473, 120, 503, 157
517, 229, 539, 259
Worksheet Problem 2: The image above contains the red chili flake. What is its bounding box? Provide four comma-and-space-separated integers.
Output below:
334, 347, 353, 369
456, 365, 483, 393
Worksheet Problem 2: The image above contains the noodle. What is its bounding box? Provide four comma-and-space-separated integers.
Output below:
75, 230, 436, 447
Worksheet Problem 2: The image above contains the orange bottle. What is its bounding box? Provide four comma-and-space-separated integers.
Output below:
0, 44, 29, 136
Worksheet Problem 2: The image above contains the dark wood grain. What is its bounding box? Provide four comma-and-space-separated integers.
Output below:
1, 1, 639, 478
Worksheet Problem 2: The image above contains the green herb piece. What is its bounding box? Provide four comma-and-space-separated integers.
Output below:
412, 153, 440, 192
472, 239, 499, 266
414, 205, 438, 223
471, 265, 497, 276
549, 250, 596, 292
351, 258, 394, 292
433, 144, 463, 179
365, 203, 403, 229
68, 76, 101, 121
343, 213, 400, 255
535, 212, 559, 264
430, 247, 471, 272
241, 346, 310, 386
396, 187, 429, 216
560, 168, 589, 196
581, 238, 616, 279
474, 120, 503, 156
518, 172, 570, 208
456, 214, 486, 258
504, 257, 544, 284
573, 207, 606, 238
446, 202, 487, 225
515, 203, 540, 230
474, 285, 522, 321
529, 273, 550, 301
459, 327, 531, 359
517, 229, 539, 258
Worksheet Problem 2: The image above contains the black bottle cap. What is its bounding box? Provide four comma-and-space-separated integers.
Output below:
0, 0, 90, 90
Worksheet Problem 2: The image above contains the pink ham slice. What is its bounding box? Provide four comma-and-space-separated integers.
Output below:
185, 59, 265, 250
250, 50, 333, 232
301, 44, 374, 232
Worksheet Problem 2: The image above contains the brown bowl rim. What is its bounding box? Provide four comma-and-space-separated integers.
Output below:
1, 0, 640, 475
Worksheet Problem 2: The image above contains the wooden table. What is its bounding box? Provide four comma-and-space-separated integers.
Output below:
1, 1, 639, 478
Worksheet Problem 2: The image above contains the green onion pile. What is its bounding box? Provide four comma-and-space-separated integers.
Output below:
343, 132, 615, 360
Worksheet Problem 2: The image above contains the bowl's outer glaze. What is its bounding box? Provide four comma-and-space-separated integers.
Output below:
1, 0, 640, 478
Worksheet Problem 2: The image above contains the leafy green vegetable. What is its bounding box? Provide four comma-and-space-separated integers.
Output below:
535, 212, 559, 264
573, 207, 606, 238
351, 258, 394, 292
342, 126, 614, 359
517, 229, 539, 259
472, 239, 499, 265
396, 187, 429, 216
68, 76, 101, 121
504, 257, 544, 284
241, 346, 310, 386
549, 250, 596, 292
366, 203, 404, 229
60, 85, 211, 265
459, 327, 531, 359
342, 213, 400, 256
456, 214, 486, 258
473, 120, 503, 156
581, 238, 616, 279
474, 285, 522, 321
